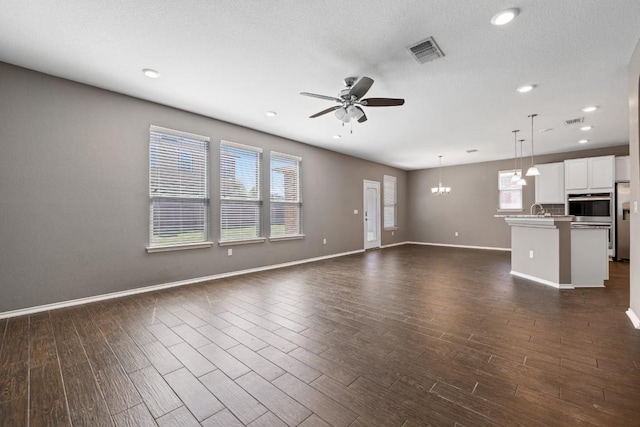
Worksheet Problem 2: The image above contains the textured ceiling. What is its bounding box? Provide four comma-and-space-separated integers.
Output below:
1, 0, 639, 169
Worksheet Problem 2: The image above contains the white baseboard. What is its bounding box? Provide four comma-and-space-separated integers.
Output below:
407, 241, 511, 252
380, 241, 409, 248
626, 308, 640, 329
0, 249, 365, 320
510, 271, 574, 290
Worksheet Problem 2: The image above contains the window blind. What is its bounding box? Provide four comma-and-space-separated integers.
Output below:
220, 141, 262, 241
149, 125, 209, 247
383, 175, 397, 229
270, 152, 302, 237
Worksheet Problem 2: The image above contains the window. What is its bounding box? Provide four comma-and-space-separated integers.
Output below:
498, 169, 523, 210
148, 126, 210, 249
383, 175, 397, 229
270, 152, 302, 238
220, 141, 263, 242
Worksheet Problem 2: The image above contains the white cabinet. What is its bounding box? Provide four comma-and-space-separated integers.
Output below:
564, 155, 614, 193
616, 156, 630, 182
564, 158, 589, 191
535, 162, 565, 204
589, 156, 615, 190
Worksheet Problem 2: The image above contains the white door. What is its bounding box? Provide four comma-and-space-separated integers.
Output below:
363, 180, 381, 249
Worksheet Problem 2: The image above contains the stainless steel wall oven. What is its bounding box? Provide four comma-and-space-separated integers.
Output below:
567, 193, 612, 223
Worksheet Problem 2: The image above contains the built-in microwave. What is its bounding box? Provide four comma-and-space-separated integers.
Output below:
567, 193, 612, 223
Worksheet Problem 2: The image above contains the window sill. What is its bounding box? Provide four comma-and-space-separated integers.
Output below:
269, 234, 305, 242
384, 227, 399, 231
496, 209, 524, 213
146, 241, 213, 253
218, 237, 266, 247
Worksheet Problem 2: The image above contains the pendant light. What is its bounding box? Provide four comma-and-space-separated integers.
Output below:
431, 155, 451, 195
517, 139, 527, 186
526, 113, 540, 176
510, 130, 520, 183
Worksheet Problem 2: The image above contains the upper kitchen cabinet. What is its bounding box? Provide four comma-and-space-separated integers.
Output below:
535, 162, 565, 204
615, 156, 630, 182
589, 156, 615, 190
564, 155, 615, 193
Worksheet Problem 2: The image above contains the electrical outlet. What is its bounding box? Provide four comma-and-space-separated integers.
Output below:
635, 201, 638, 214
354, 209, 358, 214
529, 250, 534, 259
323, 238, 327, 245
454, 232, 459, 237
392, 231, 395, 236
227, 248, 232, 256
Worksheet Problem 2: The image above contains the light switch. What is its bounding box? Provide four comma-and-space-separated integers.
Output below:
227, 248, 232, 256
634, 201, 638, 214
354, 209, 358, 215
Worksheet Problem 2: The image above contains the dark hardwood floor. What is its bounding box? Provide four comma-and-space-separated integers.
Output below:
1, 245, 639, 426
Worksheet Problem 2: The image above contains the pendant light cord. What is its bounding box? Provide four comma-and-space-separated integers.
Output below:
512, 130, 519, 175
529, 114, 537, 166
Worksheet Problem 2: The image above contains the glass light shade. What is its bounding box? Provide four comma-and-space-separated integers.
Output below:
526, 166, 540, 176
334, 107, 350, 122
347, 105, 364, 120
431, 184, 451, 195
517, 177, 527, 186
510, 172, 520, 183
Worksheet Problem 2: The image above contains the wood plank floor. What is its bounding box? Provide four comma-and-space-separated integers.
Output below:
1, 245, 639, 426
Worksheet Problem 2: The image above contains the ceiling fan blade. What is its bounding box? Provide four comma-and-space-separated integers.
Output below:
361, 97, 405, 107
309, 105, 341, 118
349, 77, 374, 99
356, 106, 367, 123
300, 92, 342, 103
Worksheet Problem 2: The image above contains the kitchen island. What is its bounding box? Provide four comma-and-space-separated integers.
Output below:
503, 216, 608, 289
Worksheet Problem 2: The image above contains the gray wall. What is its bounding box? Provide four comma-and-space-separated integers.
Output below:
0, 62, 408, 313
407, 146, 629, 249
628, 39, 640, 320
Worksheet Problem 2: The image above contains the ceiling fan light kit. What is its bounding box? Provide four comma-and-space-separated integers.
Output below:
301, 76, 404, 127
431, 155, 451, 195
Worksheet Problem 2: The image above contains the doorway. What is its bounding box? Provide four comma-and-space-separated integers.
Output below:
363, 180, 381, 249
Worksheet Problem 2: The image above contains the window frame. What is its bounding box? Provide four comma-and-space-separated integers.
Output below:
498, 169, 524, 211
383, 175, 398, 230
147, 125, 212, 253
219, 140, 265, 245
269, 151, 303, 240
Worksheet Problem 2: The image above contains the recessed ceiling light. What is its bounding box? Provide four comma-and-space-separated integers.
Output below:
579, 139, 589, 144
491, 8, 519, 26
142, 68, 160, 79
265, 111, 277, 117
582, 106, 598, 113
332, 135, 341, 139
516, 84, 535, 93
580, 126, 593, 131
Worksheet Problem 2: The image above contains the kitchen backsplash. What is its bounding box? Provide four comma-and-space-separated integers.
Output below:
541, 204, 566, 215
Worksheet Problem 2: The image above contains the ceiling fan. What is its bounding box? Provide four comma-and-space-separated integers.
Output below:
300, 76, 404, 123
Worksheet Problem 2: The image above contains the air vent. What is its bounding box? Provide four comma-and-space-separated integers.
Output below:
564, 117, 585, 126
466, 149, 478, 153
407, 37, 445, 64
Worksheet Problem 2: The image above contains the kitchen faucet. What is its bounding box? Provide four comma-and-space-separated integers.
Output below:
530, 203, 545, 215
